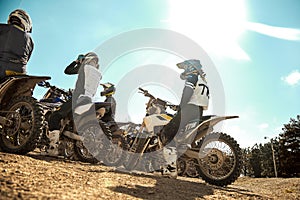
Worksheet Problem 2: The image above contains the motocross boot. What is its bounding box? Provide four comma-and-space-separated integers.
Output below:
161, 147, 178, 178
43, 130, 60, 156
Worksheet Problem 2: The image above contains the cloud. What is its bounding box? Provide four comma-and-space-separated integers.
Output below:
246, 22, 300, 41
282, 70, 300, 85
258, 123, 269, 130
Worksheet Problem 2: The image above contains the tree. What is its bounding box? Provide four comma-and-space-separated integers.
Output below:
249, 144, 262, 177
278, 115, 300, 177
242, 140, 281, 178
260, 140, 279, 177
241, 147, 253, 176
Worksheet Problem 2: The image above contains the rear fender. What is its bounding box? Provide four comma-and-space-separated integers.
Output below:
193, 115, 239, 141
0, 75, 51, 108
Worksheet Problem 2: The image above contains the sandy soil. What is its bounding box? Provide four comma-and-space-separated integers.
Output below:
0, 152, 299, 200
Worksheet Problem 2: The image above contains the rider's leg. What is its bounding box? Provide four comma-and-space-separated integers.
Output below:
44, 112, 62, 156
159, 110, 181, 146
174, 105, 203, 147
160, 105, 202, 176
45, 100, 72, 156
160, 146, 178, 178
45, 130, 60, 156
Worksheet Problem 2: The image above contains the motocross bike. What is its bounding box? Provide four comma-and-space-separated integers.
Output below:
37, 81, 113, 163
0, 75, 50, 154
123, 87, 242, 187
37, 81, 126, 165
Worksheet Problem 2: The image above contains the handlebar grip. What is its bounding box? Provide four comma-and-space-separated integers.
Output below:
138, 87, 146, 92
37, 81, 50, 87
167, 104, 179, 111
49, 85, 70, 96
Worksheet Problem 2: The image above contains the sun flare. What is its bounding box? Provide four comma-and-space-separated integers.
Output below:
166, 0, 249, 60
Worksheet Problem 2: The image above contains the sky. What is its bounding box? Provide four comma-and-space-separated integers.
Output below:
0, 0, 299, 148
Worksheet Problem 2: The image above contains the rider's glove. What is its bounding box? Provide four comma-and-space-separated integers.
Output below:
97, 107, 106, 118
170, 105, 179, 111
76, 54, 85, 64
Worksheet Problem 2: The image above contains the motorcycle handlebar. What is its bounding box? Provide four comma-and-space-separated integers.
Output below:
38, 81, 70, 96
138, 87, 155, 99
138, 87, 146, 93
167, 104, 179, 111
138, 87, 178, 110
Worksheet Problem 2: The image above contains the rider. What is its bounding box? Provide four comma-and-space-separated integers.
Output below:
45, 52, 101, 156
98, 83, 117, 127
98, 83, 125, 136
159, 59, 209, 177
0, 9, 33, 79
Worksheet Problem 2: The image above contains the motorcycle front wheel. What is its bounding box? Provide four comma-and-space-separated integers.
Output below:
196, 132, 242, 187
123, 137, 149, 171
0, 96, 44, 154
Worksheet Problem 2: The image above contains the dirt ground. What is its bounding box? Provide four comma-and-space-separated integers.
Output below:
0, 152, 299, 200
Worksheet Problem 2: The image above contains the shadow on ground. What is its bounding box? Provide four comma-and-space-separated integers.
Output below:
106, 169, 263, 200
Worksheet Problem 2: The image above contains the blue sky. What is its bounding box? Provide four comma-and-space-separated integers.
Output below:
1, 0, 299, 147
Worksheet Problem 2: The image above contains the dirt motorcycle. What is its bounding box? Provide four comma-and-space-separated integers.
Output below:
123, 87, 242, 187
0, 75, 50, 154
37, 81, 126, 165
37, 81, 113, 163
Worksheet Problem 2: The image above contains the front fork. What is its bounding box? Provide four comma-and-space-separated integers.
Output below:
129, 130, 152, 154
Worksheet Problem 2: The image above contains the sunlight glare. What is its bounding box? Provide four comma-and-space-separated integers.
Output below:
166, 0, 249, 60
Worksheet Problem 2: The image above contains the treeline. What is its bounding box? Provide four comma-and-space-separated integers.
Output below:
242, 115, 300, 178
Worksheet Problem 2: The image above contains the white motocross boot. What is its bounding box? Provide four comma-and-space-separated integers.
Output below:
161, 147, 178, 178
45, 130, 60, 156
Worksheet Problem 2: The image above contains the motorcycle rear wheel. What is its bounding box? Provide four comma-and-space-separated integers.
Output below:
196, 132, 242, 187
74, 121, 111, 163
0, 96, 44, 154
74, 139, 98, 163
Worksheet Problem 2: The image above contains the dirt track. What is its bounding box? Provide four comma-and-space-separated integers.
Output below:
0, 152, 299, 200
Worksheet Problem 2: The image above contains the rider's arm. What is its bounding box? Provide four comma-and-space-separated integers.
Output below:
64, 61, 80, 75
179, 74, 198, 108
26, 36, 34, 63
104, 97, 113, 113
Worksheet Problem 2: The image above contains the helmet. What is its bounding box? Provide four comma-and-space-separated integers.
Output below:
100, 83, 115, 96
82, 52, 99, 69
8, 9, 32, 33
176, 59, 205, 80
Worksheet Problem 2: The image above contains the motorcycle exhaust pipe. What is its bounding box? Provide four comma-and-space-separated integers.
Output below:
63, 131, 83, 141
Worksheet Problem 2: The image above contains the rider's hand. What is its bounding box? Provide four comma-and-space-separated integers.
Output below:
76, 54, 85, 64
97, 107, 106, 118
170, 105, 179, 111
